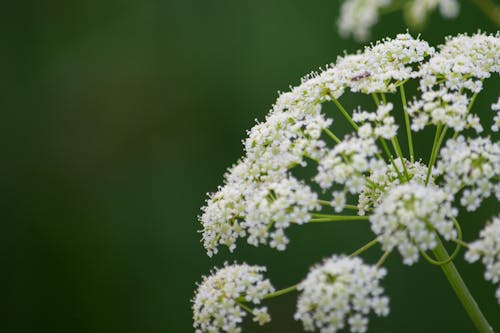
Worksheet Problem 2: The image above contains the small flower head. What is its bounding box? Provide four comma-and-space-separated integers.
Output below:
370, 183, 458, 265
465, 215, 500, 303
295, 255, 389, 333
200, 171, 320, 256
358, 158, 429, 215
436, 136, 500, 211
192, 264, 275, 333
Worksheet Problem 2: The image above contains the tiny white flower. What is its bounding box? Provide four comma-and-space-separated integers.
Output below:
192, 264, 275, 332
295, 255, 389, 333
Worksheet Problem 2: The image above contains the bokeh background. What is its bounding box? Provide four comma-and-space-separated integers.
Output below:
3, 0, 499, 332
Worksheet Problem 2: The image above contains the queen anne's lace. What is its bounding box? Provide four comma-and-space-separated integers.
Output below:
192, 264, 275, 333
295, 256, 389, 333
465, 215, 500, 303
197, 33, 500, 327
370, 184, 458, 265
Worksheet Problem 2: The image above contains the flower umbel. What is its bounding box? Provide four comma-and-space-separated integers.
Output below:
192, 264, 274, 333
195, 32, 499, 333
295, 256, 389, 333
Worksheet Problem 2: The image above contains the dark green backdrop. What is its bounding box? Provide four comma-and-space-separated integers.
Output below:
3, 0, 499, 332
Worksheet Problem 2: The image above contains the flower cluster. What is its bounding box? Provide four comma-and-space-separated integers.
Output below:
200, 167, 320, 256
295, 256, 389, 333
196, 32, 500, 332
465, 215, 500, 303
358, 158, 429, 215
315, 136, 380, 193
337, 0, 459, 41
436, 136, 500, 211
192, 264, 275, 333
370, 184, 458, 265
353, 103, 398, 140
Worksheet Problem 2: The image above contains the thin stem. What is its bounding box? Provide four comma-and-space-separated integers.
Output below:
453, 238, 470, 248
238, 302, 254, 314
331, 96, 359, 131
425, 125, 448, 185
391, 137, 410, 180
372, 93, 380, 107
263, 284, 298, 300
379, 138, 404, 181
318, 200, 359, 211
399, 84, 414, 162
349, 238, 379, 258
471, 0, 500, 26
376, 249, 392, 268
324, 128, 342, 144
432, 239, 494, 333
309, 215, 369, 222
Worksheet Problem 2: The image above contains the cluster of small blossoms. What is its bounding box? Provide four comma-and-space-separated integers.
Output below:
407, 89, 482, 133
465, 215, 500, 303
353, 103, 398, 139
200, 33, 435, 256
337, 0, 459, 41
192, 264, 275, 333
295, 256, 389, 333
200, 166, 320, 256
196, 32, 500, 332
358, 158, 429, 215
409, 33, 500, 132
315, 136, 380, 194
436, 136, 500, 211
419, 33, 500, 93
370, 184, 458, 265
335, 34, 434, 93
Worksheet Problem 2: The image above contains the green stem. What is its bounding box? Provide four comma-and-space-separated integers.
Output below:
349, 238, 379, 258
332, 96, 359, 131
376, 249, 392, 267
263, 284, 298, 300
317, 200, 358, 211
379, 138, 405, 181
310, 215, 369, 222
399, 84, 414, 162
432, 239, 494, 333
391, 137, 410, 180
324, 128, 342, 144
425, 125, 448, 185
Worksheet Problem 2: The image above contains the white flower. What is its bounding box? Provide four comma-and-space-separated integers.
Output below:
200, 169, 321, 255
336, 33, 434, 93
465, 215, 500, 303
192, 264, 275, 333
295, 255, 389, 333
419, 32, 500, 93
370, 184, 458, 265
353, 103, 398, 139
331, 191, 347, 212
407, 88, 481, 132
436, 136, 500, 211
337, 0, 391, 41
315, 136, 380, 193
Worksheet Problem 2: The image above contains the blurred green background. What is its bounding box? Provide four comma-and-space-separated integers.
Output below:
3, 0, 499, 332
